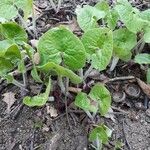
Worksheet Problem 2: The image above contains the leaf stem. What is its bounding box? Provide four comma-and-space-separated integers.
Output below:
85, 110, 94, 121
58, 76, 66, 94
109, 56, 119, 71
17, 13, 34, 37
83, 65, 93, 80
12, 79, 28, 92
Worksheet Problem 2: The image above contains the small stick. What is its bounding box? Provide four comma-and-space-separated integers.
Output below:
107, 76, 135, 83
111, 106, 129, 114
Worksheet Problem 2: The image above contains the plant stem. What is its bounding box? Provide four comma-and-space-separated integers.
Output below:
17, 13, 34, 37
85, 110, 94, 121
78, 68, 84, 80
12, 79, 28, 92
83, 65, 93, 80
109, 56, 119, 71
58, 76, 66, 94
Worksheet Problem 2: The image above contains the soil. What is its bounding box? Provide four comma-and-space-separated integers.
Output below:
0, 0, 150, 150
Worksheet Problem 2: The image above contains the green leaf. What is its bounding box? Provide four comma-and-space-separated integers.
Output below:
15, 0, 33, 20
75, 92, 91, 111
37, 62, 82, 84
23, 78, 51, 107
38, 26, 86, 70
95, 1, 118, 29
0, 1, 18, 20
115, 1, 145, 33
89, 124, 111, 144
134, 53, 150, 64
143, 27, 150, 43
31, 65, 42, 83
140, 9, 150, 21
76, 5, 105, 31
0, 0, 33, 20
5, 44, 21, 60
82, 28, 113, 71
89, 84, 111, 116
0, 57, 13, 76
75, 92, 98, 113
0, 22, 27, 44
113, 28, 137, 61
0, 40, 13, 57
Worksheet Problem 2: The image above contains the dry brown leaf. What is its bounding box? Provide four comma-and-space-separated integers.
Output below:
136, 78, 150, 98
2, 92, 16, 113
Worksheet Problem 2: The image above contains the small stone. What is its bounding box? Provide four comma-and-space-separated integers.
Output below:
146, 108, 150, 117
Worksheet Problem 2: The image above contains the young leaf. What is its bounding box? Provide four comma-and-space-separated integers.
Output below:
31, 65, 42, 83
0, 0, 33, 20
115, 0, 145, 33
0, 22, 27, 44
143, 27, 150, 43
0, 1, 18, 20
76, 5, 105, 31
89, 84, 111, 116
0, 58, 13, 76
75, 92, 98, 113
89, 124, 112, 144
38, 26, 86, 70
37, 62, 82, 84
95, 1, 118, 29
23, 78, 51, 107
75, 92, 91, 111
82, 28, 113, 71
134, 53, 150, 64
113, 28, 137, 61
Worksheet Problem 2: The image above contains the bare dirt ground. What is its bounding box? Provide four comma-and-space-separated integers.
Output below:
0, 0, 150, 150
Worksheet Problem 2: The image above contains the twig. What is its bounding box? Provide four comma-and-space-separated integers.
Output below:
111, 106, 129, 114
49, 0, 57, 12
56, 0, 62, 12
107, 76, 135, 83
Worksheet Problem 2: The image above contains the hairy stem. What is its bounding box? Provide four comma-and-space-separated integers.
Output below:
109, 56, 119, 72
12, 79, 28, 92
58, 76, 66, 94
83, 65, 93, 80
17, 13, 34, 37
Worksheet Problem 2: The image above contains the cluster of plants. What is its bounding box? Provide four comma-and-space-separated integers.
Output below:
0, 0, 150, 149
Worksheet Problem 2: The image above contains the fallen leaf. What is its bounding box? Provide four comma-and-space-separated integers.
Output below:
136, 78, 150, 98
2, 92, 16, 113
47, 105, 58, 117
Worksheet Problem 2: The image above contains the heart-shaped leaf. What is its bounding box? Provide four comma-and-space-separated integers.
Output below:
89, 84, 111, 116
113, 28, 137, 61
115, 0, 145, 33
0, 0, 33, 20
0, 22, 27, 44
76, 5, 105, 31
82, 28, 113, 71
75, 92, 98, 113
38, 26, 86, 70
